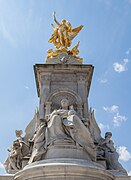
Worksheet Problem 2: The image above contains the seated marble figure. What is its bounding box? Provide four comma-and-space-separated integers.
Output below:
4, 130, 30, 173
29, 98, 96, 163
5, 99, 128, 176
97, 132, 127, 175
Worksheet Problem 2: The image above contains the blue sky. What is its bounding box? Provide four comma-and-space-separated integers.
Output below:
0, 0, 131, 175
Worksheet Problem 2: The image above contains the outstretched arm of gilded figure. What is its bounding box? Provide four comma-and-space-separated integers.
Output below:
52, 11, 60, 26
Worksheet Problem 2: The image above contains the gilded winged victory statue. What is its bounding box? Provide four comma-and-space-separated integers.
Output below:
46, 12, 83, 62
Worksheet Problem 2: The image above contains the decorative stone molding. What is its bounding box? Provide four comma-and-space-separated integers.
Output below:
14, 159, 115, 180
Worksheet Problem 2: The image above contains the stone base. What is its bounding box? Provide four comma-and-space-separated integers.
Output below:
14, 158, 115, 180
44, 144, 92, 161
46, 52, 82, 64
0, 175, 14, 180
115, 176, 131, 180
97, 158, 107, 169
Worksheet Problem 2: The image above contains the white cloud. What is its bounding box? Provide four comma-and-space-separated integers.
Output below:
113, 62, 125, 72
103, 105, 127, 127
103, 105, 119, 113
98, 123, 109, 131
117, 146, 131, 162
126, 48, 131, 55
25, 86, 29, 89
113, 113, 127, 127
98, 78, 108, 84
113, 59, 129, 73
123, 58, 129, 63
0, 162, 4, 169
98, 70, 109, 84
128, 170, 131, 176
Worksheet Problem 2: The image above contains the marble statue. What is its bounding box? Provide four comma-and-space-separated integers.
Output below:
46, 99, 96, 161
4, 130, 30, 173
98, 132, 127, 175
28, 100, 128, 174
29, 99, 96, 163
28, 120, 47, 163
4, 107, 128, 176
5, 140, 23, 172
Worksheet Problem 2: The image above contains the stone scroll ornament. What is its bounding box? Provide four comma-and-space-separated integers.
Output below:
46, 11, 83, 62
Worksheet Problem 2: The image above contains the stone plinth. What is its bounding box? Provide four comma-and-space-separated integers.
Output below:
34, 64, 94, 120
44, 144, 92, 161
14, 159, 115, 180
115, 176, 131, 180
46, 52, 83, 65
0, 175, 14, 180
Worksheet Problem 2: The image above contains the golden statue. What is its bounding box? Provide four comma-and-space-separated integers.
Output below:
47, 12, 83, 62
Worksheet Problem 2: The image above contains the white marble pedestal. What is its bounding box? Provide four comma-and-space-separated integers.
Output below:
14, 158, 115, 180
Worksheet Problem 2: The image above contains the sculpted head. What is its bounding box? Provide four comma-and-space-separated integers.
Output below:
61, 99, 69, 109
61, 19, 66, 25
15, 130, 23, 137
105, 132, 112, 139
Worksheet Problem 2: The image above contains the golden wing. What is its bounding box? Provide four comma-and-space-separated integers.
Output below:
48, 34, 55, 43
68, 25, 83, 41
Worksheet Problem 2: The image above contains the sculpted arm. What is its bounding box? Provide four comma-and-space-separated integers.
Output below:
106, 140, 116, 152
100, 139, 109, 146
47, 110, 58, 120
52, 11, 60, 26
10, 149, 18, 158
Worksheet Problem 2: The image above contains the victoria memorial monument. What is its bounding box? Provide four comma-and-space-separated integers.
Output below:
0, 12, 130, 180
